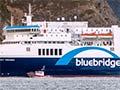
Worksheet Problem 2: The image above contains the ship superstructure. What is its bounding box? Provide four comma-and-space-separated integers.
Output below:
0, 4, 120, 76
1, 19, 120, 58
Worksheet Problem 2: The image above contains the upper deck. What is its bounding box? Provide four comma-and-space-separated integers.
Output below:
1, 21, 119, 48
3, 25, 40, 31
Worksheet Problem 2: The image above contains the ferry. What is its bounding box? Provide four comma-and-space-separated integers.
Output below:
0, 4, 120, 77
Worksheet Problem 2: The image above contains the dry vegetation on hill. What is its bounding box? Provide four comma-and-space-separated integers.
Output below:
0, 0, 119, 26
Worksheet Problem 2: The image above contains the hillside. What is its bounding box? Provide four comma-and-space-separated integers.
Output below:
108, 0, 120, 19
0, 0, 120, 41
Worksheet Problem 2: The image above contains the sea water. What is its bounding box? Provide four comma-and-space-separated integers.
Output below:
0, 77, 120, 90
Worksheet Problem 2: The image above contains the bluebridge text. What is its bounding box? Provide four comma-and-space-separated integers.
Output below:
76, 58, 120, 68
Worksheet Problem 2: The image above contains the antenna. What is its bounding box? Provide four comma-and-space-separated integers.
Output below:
26, 3, 32, 25
28, 3, 32, 16
11, 14, 14, 26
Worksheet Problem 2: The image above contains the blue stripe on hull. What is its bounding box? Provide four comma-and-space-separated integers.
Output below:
0, 58, 120, 76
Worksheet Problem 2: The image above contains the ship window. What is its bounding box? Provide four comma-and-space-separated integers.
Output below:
110, 47, 114, 51
110, 29, 111, 32
30, 37, 33, 39
37, 41, 41, 43
38, 49, 41, 55
44, 41, 47, 44
26, 47, 30, 52
50, 49, 53, 55
33, 34, 37, 37
28, 41, 31, 44
53, 41, 56, 44
55, 49, 58, 55
48, 41, 52, 44
38, 49, 63, 55
46, 49, 49, 55
42, 49, 45, 55
59, 49, 62, 55
24, 41, 27, 44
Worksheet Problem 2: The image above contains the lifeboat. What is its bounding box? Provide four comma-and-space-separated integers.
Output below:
81, 32, 97, 38
81, 32, 113, 38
